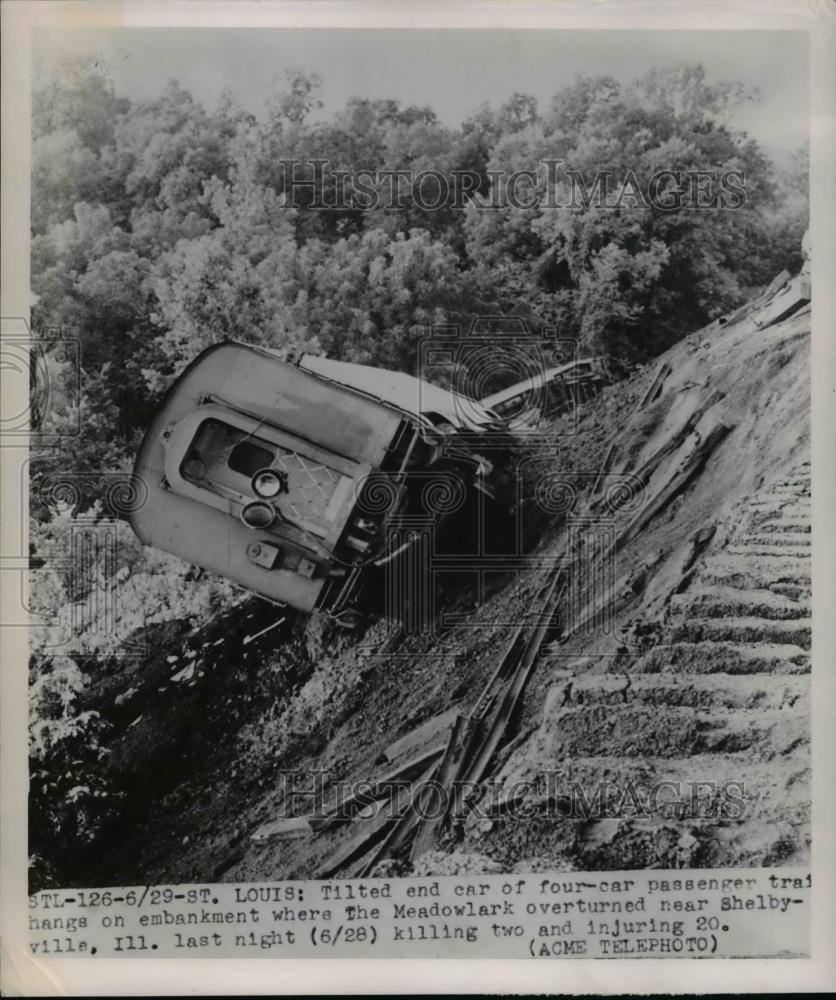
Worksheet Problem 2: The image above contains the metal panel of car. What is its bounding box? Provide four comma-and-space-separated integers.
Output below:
297, 354, 496, 431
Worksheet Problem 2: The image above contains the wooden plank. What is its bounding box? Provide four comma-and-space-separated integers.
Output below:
314, 777, 430, 879
754, 273, 811, 330
314, 810, 398, 879
468, 628, 528, 723
382, 708, 460, 763
409, 715, 468, 860
762, 268, 792, 300
639, 362, 672, 407
591, 392, 724, 516
254, 744, 447, 850
460, 571, 566, 788
625, 391, 725, 490
355, 761, 443, 876
616, 421, 732, 551
721, 272, 788, 327
320, 744, 446, 824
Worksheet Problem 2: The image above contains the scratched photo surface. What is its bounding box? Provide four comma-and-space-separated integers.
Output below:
25, 27, 810, 891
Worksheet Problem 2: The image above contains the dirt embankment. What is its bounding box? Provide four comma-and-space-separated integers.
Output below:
74, 290, 810, 888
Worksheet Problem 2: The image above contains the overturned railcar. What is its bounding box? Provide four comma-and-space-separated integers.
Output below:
129, 343, 500, 623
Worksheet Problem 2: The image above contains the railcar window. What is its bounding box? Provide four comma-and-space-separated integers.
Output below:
181, 419, 275, 485
228, 439, 274, 477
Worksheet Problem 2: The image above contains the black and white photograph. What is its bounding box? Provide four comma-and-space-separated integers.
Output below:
2, 1, 835, 989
